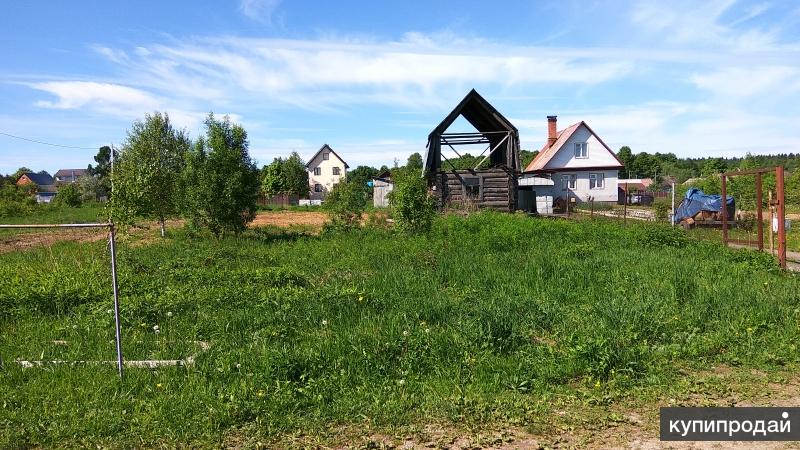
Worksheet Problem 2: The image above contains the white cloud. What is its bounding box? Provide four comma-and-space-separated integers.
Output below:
630, 0, 780, 51
690, 66, 800, 98
239, 0, 281, 22
27, 81, 233, 132
94, 35, 635, 113
31, 81, 159, 112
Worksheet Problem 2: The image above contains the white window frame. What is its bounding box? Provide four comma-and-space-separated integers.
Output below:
332, 167, 340, 176
322, 153, 330, 160
589, 173, 604, 189
313, 167, 321, 176
574, 142, 588, 159
561, 174, 576, 190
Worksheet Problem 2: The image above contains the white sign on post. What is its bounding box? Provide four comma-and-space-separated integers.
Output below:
773, 217, 792, 232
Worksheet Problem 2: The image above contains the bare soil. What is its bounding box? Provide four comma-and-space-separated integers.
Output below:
250, 210, 327, 228
0, 228, 108, 254
0, 211, 328, 253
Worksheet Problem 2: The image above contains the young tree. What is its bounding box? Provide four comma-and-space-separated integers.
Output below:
182, 114, 260, 238
406, 152, 423, 171
283, 152, 309, 198
110, 112, 190, 236
261, 157, 286, 197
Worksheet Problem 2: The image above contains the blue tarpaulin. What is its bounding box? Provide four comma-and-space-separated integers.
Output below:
673, 188, 735, 224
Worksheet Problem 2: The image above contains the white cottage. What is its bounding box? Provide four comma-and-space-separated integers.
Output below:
524, 116, 623, 204
306, 144, 349, 200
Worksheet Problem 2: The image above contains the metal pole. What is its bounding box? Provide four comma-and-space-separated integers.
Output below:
776, 166, 787, 270
769, 190, 774, 255
756, 172, 763, 251
671, 182, 675, 227
108, 222, 124, 379
721, 175, 728, 244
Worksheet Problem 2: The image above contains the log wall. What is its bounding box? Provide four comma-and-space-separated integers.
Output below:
431, 168, 517, 212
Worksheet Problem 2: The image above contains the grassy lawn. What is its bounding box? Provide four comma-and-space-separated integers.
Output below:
1, 212, 799, 447
0, 204, 106, 225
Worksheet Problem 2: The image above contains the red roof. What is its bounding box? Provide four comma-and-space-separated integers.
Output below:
524, 121, 623, 172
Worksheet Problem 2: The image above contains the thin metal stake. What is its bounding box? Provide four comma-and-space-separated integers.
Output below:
108, 222, 124, 379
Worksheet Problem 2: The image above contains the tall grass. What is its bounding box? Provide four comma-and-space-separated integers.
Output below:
1, 212, 798, 447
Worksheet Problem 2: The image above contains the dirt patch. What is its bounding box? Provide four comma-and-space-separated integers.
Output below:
0, 228, 108, 254
250, 210, 327, 228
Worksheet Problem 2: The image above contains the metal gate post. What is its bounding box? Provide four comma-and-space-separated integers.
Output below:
721, 175, 728, 244
108, 222, 124, 379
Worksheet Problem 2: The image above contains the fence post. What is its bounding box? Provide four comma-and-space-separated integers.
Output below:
671, 182, 675, 227
721, 175, 728, 244
776, 166, 787, 270
756, 172, 763, 251
623, 183, 628, 225
108, 222, 124, 379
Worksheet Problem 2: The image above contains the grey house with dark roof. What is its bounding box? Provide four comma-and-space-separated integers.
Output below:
54, 168, 88, 184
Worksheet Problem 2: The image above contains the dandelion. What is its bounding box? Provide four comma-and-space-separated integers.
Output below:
140, 323, 147, 328
747, 327, 753, 334
358, 295, 364, 302
156, 383, 163, 389
594, 380, 601, 388
167, 311, 173, 318
322, 319, 328, 326
398, 379, 405, 386
256, 390, 265, 398
153, 325, 160, 333
403, 330, 410, 337
235, 363, 241, 369
425, 328, 431, 334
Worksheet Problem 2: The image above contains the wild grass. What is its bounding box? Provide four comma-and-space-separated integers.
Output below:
1, 212, 799, 447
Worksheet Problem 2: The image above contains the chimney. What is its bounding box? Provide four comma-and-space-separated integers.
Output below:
547, 116, 558, 147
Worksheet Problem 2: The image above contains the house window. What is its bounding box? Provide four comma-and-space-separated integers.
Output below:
574, 142, 588, 159
332, 167, 340, 175
589, 173, 604, 189
561, 174, 576, 190
314, 167, 321, 176
322, 153, 329, 160
314, 183, 323, 192
463, 177, 480, 199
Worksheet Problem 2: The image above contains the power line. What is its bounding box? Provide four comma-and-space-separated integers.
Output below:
0, 131, 99, 150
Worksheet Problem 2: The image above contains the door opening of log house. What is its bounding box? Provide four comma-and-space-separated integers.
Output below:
423, 89, 522, 212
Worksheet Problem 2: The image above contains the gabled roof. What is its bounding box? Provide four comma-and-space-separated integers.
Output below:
19, 172, 54, 186
427, 89, 518, 141
524, 121, 623, 172
54, 168, 87, 178
425, 89, 520, 172
305, 144, 349, 169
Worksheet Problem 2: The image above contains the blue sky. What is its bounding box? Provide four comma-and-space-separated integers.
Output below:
2, 0, 800, 175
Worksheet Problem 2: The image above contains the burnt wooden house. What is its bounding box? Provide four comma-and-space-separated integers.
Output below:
423, 89, 522, 211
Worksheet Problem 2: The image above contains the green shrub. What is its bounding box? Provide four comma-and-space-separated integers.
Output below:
52, 184, 81, 207
652, 199, 670, 221
388, 169, 436, 233
323, 180, 367, 230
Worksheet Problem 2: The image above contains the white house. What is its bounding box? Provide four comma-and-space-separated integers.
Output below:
523, 116, 623, 204
306, 144, 349, 200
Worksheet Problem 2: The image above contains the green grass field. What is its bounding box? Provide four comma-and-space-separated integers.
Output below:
1, 212, 799, 447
